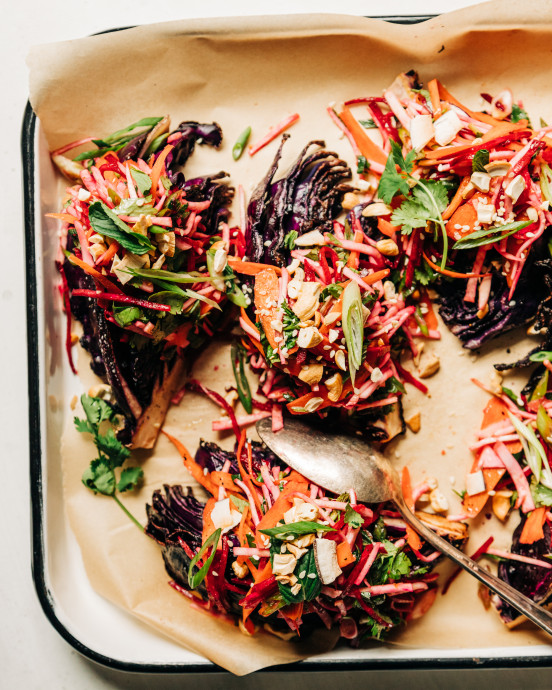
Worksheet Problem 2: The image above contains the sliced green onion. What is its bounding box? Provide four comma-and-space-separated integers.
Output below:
129, 267, 216, 284
232, 126, 252, 161
341, 281, 364, 385
183, 289, 221, 311
530, 369, 549, 402
508, 411, 547, 482
231, 342, 253, 414
529, 351, 552, 363
414, 306, 429, 337
188, 528, 222, 589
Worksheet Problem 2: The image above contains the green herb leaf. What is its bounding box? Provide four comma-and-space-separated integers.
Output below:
501, 386, 522, 407
452, 220, 531, 250
388, 550, 412, 580
113, 306, 145, 327
93, 117, 163, 147
472, 149, 490, 173
357, 155, 370, 174
377, 141, 412, 204
95, 427, 130, 468
284, 231, 298, 250
188, 528, 222, 589
88, 201, 154, 255
260, 521, 335, 540
342, 281, 364, 385
511, 104, 530, 125
82, 458, 116, 496
118, 466, 144, 492
531, 482, 552, 507
229, 495, 250, 513
129, 169, 152, 194
344, 504, 364, 529
231, 342, 253, 414
359, 119, 376, 129
321, 283, 344, 300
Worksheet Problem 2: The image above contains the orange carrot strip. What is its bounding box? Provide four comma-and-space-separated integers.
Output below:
282, 602, 304, 621
442, 177, 471, 221
149, 144, 174, 199
201, 497, 217, 545
423, 252, 491, 280
163, 431, 218, 496
427, 79, 442, 118
336, 541, 356, 568
337, 105, 388, 166
211, 471, 240, 492
254, 269, 281, 350
377, 218, 399, 238
420, 291, 439, 332
362, 268, 390, 286
65, 253, 123, 293
437, 81, 504, 127
45, 212, 78, 223
228, 257, 282, 276
520, 506, 547, 545
401, 467, 422, 551
248, 113, 300, 156
235, 432, 264, 514
463, 398, 515, 519
96, 240, 120, 266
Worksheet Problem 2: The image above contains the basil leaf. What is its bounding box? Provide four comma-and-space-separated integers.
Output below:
298, 549, 322, 601
93, 117, 163, 146
260, 521, 335, 540
88, 201, 154, 255
113, 306, 144, 327
229, 495, 249, 513
452, 220, 531, 250
472, 149, 490, 173
188, 528, 222, 589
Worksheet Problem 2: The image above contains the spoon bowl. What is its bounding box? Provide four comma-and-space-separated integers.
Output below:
256, 416, 552, 637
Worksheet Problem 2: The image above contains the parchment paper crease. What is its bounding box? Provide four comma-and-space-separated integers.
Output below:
29, 0, 552, 674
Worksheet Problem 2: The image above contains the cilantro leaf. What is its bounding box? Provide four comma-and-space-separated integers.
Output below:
412, 180, 449, 214
344, 504, 364, 529
532, 482, 552, 507
357, 155, 370, 174
391, 200, 432, 235
82, 458, 116, 496
75, 395, 144, 531
511, 104, 530, 125
284, 230, 298, 250
118, 466, 144, 493
377, 150, 410, 205
388, 550, 412, 580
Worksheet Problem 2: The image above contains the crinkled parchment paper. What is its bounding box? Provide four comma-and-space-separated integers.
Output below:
28, 0, 552, 674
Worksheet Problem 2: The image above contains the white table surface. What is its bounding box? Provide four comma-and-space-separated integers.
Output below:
3, 0, 552, 687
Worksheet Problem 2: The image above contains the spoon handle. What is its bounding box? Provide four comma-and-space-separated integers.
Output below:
395, 500, 552, 636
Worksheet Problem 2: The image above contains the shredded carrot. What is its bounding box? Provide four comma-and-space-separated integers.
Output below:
520, 506, 547, 545
442, 177, 472, 221
423, 252, 490, 279
149, 145, 174, 200
401, 467, 422, 551
235, 431, 264, 515
377, 217, 399, 237
248, 113, 300, 156
46, 212, 79, 223
254, 268, 281, 350
337, 105, 388, 166
427, 78, 442, 118
96, 240, 120, 266
436, 80, 506, 127
228, 257, 282, 276
201, 497, 217, 545
163, 431, 218, 496
65, 253, 123, 293
282, 602, 304, 621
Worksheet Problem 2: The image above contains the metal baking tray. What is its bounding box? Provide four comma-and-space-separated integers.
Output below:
23, 16, 552, 673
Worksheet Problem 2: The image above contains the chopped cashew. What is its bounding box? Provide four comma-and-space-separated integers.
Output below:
418, 351, 440, 378
325, 372, 343, 402
405, 411, 421, 433
298, 363, 324, 387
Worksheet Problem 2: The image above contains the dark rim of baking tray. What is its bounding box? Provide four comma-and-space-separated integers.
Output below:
23, 16, 552, 675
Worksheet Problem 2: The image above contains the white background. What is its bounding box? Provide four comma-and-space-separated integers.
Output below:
3, 0, 552, 687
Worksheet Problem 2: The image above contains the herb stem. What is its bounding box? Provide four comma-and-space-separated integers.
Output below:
112, 495, 144, 532
412, 177, 449, 269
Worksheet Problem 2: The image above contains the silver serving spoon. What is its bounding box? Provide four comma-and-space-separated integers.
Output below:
257, 417, 552, 636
